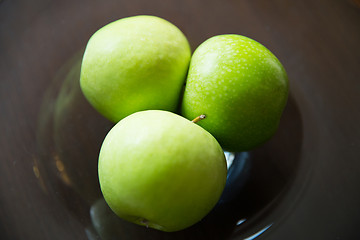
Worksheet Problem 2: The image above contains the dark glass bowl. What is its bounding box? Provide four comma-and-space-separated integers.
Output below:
1, 0, 360, 239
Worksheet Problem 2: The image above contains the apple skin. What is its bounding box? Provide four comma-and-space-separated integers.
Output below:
181, 34, 289, 152
98, 110, 227, 232
80, 15, 191, 122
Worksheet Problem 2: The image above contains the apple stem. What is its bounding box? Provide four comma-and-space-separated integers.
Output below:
192, 114, 206, 123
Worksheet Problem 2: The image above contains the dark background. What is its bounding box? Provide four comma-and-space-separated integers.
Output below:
1, 0, 360, 239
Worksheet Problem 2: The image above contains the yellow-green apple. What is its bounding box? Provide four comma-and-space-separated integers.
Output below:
98, 110, 227, 232
181, 34, 289, 152
80, 15, 191, 122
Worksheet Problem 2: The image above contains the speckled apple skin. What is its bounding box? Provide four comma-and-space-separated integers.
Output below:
98, 110, 227, 232
182, 34, 289, 152
80, 15, 191, 123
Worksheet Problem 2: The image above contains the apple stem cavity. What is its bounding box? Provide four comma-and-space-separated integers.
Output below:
140, 218, 149, 228
192, 114, 206, 123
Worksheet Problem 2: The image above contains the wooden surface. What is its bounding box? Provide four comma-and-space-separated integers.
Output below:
1, 0, 360, 239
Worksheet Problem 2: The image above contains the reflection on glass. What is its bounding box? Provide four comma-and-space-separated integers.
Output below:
236, 219, 246, 226
243, 224, 272, 240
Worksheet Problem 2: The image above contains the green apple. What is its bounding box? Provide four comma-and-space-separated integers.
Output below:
181, 34, 289, 152
98, 110, 227, 232
80, 15, 191, 122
